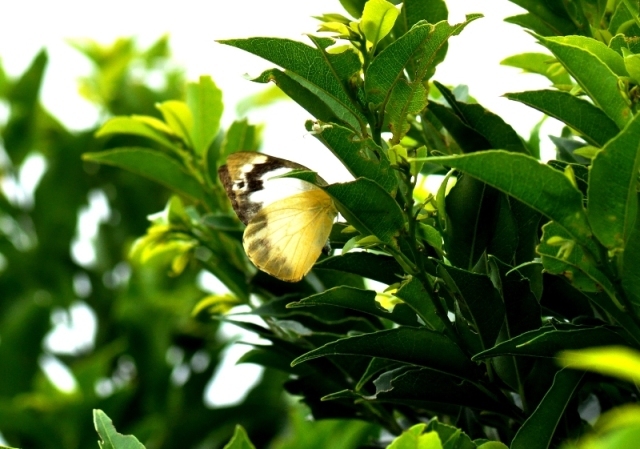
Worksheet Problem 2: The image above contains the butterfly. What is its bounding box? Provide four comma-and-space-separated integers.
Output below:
218, 152, 338, 282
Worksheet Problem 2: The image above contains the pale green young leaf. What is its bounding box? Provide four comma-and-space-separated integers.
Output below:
535, 34, 632, 129
558, 346, 640, 384
623, 47, 640, 83
510, 369, 584, 449
386, 424, 442, 449
83, 148, 206, 202
361, 0, 400, 46
587, 112, 640, 250
95, 116, 179, 151
156, 100, 194, 147
423, 151, 592, 247
501, 52, 571, 86
505, 90, 618, 147
94, 409, 145, 449
222, 425, 256, 449
186, 75, 223, 155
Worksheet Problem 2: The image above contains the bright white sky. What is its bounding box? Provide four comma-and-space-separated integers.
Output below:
0, 0, 562, 407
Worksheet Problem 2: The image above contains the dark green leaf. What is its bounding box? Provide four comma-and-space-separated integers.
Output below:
325, 178, 405, 244
538, 221, 619, 302
310, 123, 397, 193
425, 151, 592, 247
219, 37, 367, 133
473, 324, 626, 360
376, 368, 511, 415
623, 197, 640, 305
365, 16, 481, 141
505, 90, 618, 147
288, 286, 419, 326
291, 327, 476, 378
505, 1, 580, 35
82, 148, 206, 202
434, 82, 529, 154
437, 264, 504, 351
504, 13, 558, 36
510, 369, 584, 449
252, 69, 341, 124
394, 0, 448, 37
315, 252, 405, 284
587, 111, 640, 250
395, 276, 445, 332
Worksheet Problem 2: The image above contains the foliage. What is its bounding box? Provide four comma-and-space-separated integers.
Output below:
0, 38, 289, 449
5, 0, 640, 448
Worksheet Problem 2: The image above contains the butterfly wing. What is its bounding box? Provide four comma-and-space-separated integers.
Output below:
218, 152, 308, 225
243, 188, 337, 282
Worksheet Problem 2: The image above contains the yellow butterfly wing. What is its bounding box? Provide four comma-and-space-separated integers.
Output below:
243, 188, 337, 282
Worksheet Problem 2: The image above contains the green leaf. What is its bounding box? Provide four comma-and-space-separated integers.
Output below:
535, 34, 632, 129
501, 52, 571, 86
222, 425, 256, 449
339, 0, 367, 18
587, 112, 640, 250
437, 264, 504, 351
219, 119, 260, 161
288, 286, 419, 326
623, 198, 640, 305
386, 424, 442, 449
310, 123, 397, 193
505, 90, 619, 147
219, 37, 367, 133
547, 35, 628, 77
365, 16, 481, 141
252, 69, 341, 124
394, 276, 445, 332
93, 409, 145, 449
504, 13, 558, 36
82, 148, 206, 202
558, 346, 640, 384
425, 420, 475, 449
186, 75, 223, 155
538, 222, 619, 304
473, 324, 627, 360
325, 178, 405, 245
377, 368, 512, 415
156, 100, 194, 147
291, 327, 476, 378
424, 151, 592, 247
505, 1, 580, 35
314, 252, 405, 284
95, 116, 179, 151
394, 0, 448, 36
510, 369, 584, 449
434, 82, 529, 154
361, 0, 400, 46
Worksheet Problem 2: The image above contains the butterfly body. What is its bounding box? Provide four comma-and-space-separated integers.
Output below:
219, 152, 337, 282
